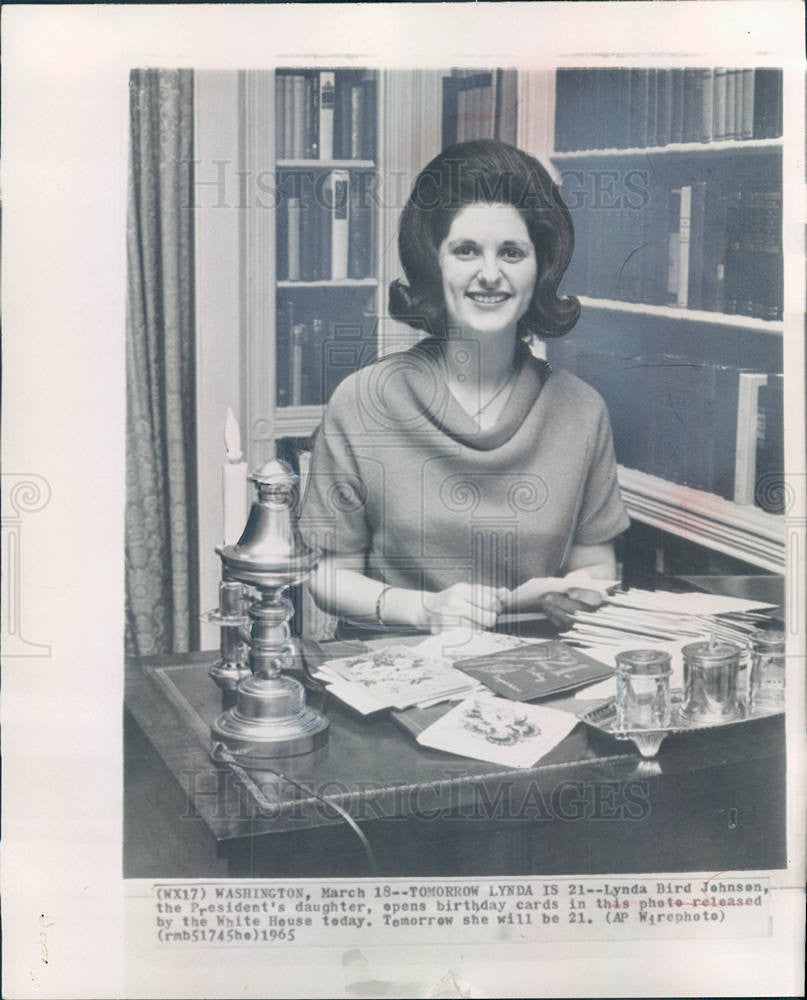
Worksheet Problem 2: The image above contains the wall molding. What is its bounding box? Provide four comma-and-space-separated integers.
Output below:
619, 466, 785, 572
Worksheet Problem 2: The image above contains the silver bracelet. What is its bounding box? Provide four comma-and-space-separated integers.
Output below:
375, 585, 393, 626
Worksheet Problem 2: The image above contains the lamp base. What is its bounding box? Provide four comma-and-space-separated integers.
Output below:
211, 674, 329, 765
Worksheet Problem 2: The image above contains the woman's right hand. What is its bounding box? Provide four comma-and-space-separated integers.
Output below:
420, 583, 508, 633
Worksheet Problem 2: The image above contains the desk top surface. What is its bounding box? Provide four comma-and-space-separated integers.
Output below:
125, 642, 785, 846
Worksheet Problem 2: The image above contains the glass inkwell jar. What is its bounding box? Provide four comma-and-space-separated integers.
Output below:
680, 638, 742, 723
749, 628, 786, 712
615, 649, 673, 730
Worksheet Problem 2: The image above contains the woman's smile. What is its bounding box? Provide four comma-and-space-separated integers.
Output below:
439, 202, 538, 337
466, 291, 512, 306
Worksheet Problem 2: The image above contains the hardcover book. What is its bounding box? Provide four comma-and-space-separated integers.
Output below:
453, 641, 613, 701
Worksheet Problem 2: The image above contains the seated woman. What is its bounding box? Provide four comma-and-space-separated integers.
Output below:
300, 140, 629, 632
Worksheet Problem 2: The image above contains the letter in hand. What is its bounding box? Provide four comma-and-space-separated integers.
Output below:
423, 582, 508, 633
539, 587, 604, 631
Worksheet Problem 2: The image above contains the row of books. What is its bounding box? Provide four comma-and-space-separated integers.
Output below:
275, 299, 376, 408
562, 181, 783, 320
555, 68, 783, 151
275, 69, 377, 161
548, 341, 784, 512
276, 169, 375, 281
441, 68, 518, 147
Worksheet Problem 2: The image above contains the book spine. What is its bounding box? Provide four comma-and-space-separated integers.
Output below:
456, 86, 469, 144
628, 69, 649, 148
755, 374, 784, 512
656, 69, 670, 147
308, 71, 319, 158
713, 68, 727, 142
669, 69, 684, 144
334, 73, 352, 159
275, 73, 286, 158
568, 70, 586, 150
275, 298, 290, 407
350, 83, 363, 159
745, 188, 783, 320
700, 69, 714, 142
734, 372, 767, 504
740, 68, 755, 140
601, 68, 619, 150
732, 69, 744, 145
666, 188, 681, 304
318, 72, 335, 160
283, 74, 294, 160
307, 317, 327, 408
687, 181, 707, 309
300, 192, 316, 281
490, 69, 500, 142
275, 189, 289, 280
291, 74, 306, 159
348, 176, 370, 278
496, 69, 518, 145
470, 84, 483, 141
724, 69, 737, 141
722, 189, 742, 313
318, 186, 332, 280
700, 182, 729, 312
683, 69, 712, 142
311, 191, 322, 281
554, 69, 571, 151
677, 185, 692, 307
649, 183, 671, 305
362, 75, 377, 160
304, 73, 314, 159
737, 185, 756, 317
753, 69, 782, 139
291, 322, 306, 406
287, 195, 301, 281
646, 69, 658, 148
328, 169, 350, 279
590, 68, 605, 149
710, 364, 743, 498
478, 80, 494, 140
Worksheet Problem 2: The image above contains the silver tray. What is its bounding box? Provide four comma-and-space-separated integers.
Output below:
578, 692, 783, 757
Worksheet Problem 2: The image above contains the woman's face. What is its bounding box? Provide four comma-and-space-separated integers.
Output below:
438, 202, 538, 338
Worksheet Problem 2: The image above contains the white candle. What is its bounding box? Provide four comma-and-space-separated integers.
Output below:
222, 407, 248, 545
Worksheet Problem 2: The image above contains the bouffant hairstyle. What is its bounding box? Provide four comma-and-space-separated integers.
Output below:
389, 140, 580, 339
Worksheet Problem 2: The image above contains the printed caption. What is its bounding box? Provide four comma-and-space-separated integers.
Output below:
153, 876, 771, 946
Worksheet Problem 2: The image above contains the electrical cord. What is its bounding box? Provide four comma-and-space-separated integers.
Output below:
210, 741, 379, 875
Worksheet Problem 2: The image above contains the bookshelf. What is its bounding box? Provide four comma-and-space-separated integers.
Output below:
271, 69, 381, 429
237, 69, 444, 466
551, 137, 782, 161
574, 296, 784, 334
547, 66, 786, 571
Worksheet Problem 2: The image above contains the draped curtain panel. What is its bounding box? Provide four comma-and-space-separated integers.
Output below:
125, 69, 199, 657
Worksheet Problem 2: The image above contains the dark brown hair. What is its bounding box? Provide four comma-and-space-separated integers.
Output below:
389, 140, 580, 339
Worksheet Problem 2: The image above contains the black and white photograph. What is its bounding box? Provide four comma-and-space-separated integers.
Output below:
2, 4, 805, 999
123, 60, 792, 877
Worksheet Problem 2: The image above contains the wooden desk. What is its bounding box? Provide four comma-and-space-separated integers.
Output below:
125, 645, 786, 879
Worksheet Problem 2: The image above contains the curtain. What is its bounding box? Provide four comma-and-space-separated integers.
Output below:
125, 69, 199, 657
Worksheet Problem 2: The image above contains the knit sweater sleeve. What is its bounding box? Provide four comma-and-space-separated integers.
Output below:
572, 394, 631, 546
298, 377, 372, 556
